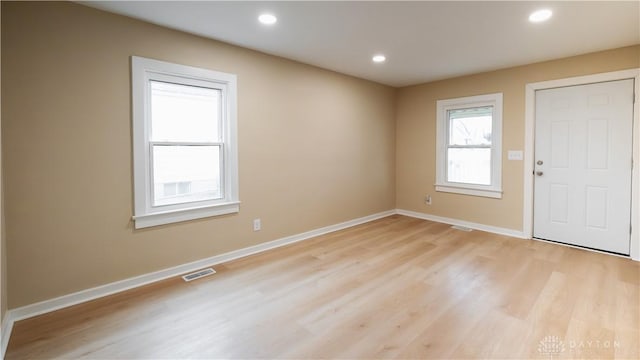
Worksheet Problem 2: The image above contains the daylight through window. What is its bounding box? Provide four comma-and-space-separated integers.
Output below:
132, 57, 239, 228
436, 93, 503, 198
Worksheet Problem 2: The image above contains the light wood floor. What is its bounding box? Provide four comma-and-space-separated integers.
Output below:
6, 215, 640, 359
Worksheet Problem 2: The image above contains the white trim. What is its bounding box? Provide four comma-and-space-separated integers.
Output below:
396, 209, 526, 238
634, 72, 640, 261
131, 56, 239, 229
133, 201, 240, 229
435, 92, 503, 198
524, 69, 640, 261
1, 207, 629, 357
434, 185, 502, 199
0, 311, 14, 359
5, 210, 395, 324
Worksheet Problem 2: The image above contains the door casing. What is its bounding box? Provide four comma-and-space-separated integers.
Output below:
523, 68, 640, 261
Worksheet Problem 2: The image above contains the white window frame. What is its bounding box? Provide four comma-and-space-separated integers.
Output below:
131, 56, 239, 229
435, 93, 503, 198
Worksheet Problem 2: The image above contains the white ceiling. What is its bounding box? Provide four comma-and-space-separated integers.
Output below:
82, 1, 640, 87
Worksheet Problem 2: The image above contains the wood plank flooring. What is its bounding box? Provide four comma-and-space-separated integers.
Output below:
6, 215, 640, 359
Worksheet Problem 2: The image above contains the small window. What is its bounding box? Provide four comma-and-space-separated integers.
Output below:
132, 56, 239, 228
436, 93, 503, 198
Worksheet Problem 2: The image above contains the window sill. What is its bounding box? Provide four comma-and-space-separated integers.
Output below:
133, 201, 240, 229
435, 185, 502, 199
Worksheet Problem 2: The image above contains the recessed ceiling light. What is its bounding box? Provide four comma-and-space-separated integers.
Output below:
258, 13, 277, 25
529, 9, 552, 23
258, 14, 278, 25
372, 54, 386, 63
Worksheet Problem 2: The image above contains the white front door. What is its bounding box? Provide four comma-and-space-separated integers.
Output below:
533, 79, 634, 255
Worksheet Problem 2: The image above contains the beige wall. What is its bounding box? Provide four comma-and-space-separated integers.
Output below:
396, 45, 640, 231
1, 2, 396, 308
0, 0, 5, 327
2, 1, 639, 311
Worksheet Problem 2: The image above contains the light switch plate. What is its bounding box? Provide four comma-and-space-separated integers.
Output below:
508, 150, 523, 160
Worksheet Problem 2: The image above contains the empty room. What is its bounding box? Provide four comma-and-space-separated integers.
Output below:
0, 1, 639, 359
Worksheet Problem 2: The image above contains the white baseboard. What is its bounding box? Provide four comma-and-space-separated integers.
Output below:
5, 210, 396, 328
396, 209, 526, 239
1, 208, 525, 357
1, 311, 15, 359
400, 209, 640, 262
1, 208, 630, 358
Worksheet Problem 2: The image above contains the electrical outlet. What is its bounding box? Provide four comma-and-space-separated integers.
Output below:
253, 218, 261, 231
425, 195, 432, 205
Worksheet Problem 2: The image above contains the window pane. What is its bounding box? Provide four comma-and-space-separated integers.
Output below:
448, 106, 492, 146
164, 182, 177, 197
151, 81, 221, 142
447, 148, 491, 185
177, 181, 191, 194
152, 145, 222, 206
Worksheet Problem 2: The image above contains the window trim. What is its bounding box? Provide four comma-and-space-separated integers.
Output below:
435, 93, 503, 199
131, 56, 239, 229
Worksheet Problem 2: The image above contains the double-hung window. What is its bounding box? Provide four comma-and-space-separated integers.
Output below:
435, 93, 503, 198
131, 56, 239, 228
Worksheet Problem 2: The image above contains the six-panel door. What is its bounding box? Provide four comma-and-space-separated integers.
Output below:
533, 79, 634, 255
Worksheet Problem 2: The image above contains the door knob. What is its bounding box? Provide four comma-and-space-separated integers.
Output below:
537, 160, 543, 165
536, 171, 544, 176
